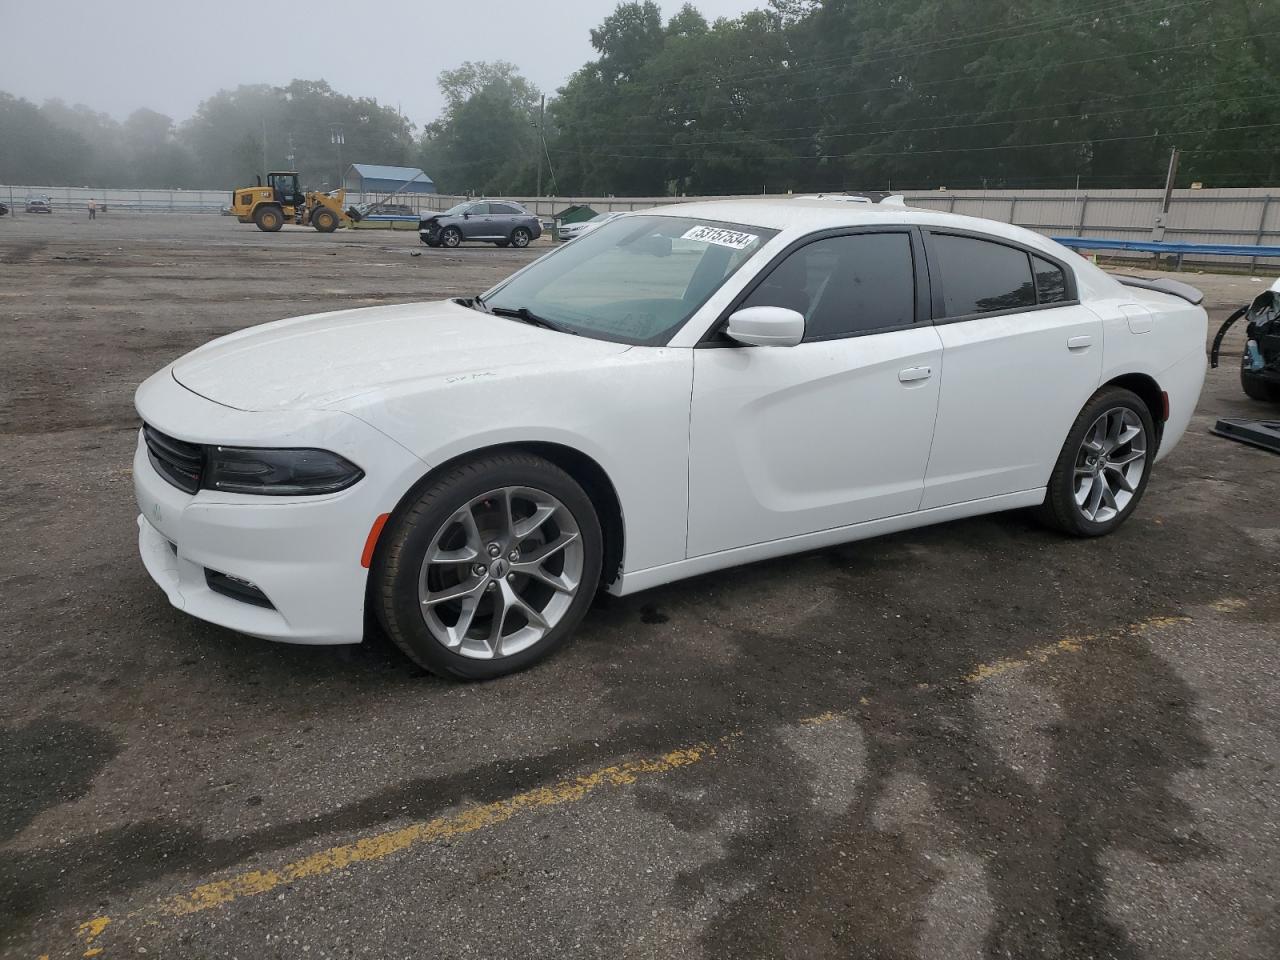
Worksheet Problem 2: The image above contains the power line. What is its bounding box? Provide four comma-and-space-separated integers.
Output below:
557, 121, 1280, 163
604, 0, 1205, 97
584, 92, 1279, 151
580, 27, 1279, 127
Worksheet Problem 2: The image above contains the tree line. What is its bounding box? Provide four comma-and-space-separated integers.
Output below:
3, 0, 1277, 196
0, 80, 415, 192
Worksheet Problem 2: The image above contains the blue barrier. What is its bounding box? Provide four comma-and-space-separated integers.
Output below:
1051, 236, 1280, 258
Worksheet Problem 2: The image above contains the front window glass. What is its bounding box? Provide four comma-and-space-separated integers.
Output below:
440, 202, 472, 216
484, 216, 776, 344
741, 232, 916, 340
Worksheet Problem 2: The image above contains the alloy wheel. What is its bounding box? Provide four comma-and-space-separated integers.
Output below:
418, 486, 584, 659
1073, 406, 1148, 523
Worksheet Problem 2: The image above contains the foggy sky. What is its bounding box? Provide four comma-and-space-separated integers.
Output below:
0, 0, 764, 128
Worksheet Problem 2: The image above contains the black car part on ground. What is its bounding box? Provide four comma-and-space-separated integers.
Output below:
1210, 284, 1280, 401
1211, 417, 1280, 454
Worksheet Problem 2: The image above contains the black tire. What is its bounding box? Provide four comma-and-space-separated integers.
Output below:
440, 226, 462, 248
1037, 386, 1156, 537
254, 205, 284, 232
373, 452, 603, 680
1241, 368, 1280, 402
312, 207, 339, 233
510, 227, 532, 248
494, 239, 510, 248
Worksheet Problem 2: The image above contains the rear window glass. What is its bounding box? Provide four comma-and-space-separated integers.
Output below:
933, 234, 1036, 317
1033, 255, 1069, 303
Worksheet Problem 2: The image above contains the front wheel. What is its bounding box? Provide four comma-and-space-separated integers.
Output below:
312, 207, 339, 233
510, 227, 531, 248
1037, 386, 1155, 537
439, 226, 462, 248
373, 452, 603, 680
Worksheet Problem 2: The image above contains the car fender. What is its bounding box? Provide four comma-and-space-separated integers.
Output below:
341, 347, 695, 576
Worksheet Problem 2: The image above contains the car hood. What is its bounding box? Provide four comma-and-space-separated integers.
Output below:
171, 299, 629, 412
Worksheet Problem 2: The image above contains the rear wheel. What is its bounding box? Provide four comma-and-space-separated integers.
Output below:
440, 226, 462, 248
254, 205, 284, 232
312, 207, 339, 233
510, 227, 532, 248
1037, 386, 1155, 537
374, 452, 603, 680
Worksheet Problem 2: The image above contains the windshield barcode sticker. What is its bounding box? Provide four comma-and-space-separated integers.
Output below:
680, 226, 759, 250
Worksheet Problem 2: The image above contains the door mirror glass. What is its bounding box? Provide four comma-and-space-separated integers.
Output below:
725, 305, 804, 347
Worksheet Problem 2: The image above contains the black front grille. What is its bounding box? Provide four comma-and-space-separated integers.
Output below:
143, 424, 204, 494
205, 569, 274, 608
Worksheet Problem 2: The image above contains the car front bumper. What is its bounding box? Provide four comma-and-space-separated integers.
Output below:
132, 369, 428, 645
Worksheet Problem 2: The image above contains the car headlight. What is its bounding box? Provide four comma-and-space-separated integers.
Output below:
204, 446, 364, 496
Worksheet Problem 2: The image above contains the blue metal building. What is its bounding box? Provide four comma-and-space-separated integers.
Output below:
342, 164, 436, 195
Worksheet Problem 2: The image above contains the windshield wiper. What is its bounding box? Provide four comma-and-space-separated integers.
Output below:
470, 294, 492, 313
488, 305, 572, 334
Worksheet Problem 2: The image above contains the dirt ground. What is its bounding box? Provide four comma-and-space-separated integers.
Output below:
1, 213, 1277, 960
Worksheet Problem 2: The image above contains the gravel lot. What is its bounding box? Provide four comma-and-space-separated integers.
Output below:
1, 213, 1277, 960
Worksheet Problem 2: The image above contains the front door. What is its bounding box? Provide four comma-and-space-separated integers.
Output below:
462, 202, 490, 238
687, 230, 944, 558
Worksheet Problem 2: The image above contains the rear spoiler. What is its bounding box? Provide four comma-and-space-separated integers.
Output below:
1114, 275, 1204, 306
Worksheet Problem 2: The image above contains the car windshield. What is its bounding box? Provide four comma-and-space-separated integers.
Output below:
484, 215, 776, 345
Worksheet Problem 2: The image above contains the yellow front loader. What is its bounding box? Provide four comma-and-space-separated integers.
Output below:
229, 172, 348, 233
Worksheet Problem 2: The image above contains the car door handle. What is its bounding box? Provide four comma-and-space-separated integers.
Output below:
1067, 335, 1093, 350
898, 366, 932, 383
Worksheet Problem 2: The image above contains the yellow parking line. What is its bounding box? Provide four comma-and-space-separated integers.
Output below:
62, 611, 1189, 958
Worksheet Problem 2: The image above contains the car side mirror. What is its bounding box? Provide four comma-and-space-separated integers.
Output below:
725, 306, 805, 347
463, 212, 471, 219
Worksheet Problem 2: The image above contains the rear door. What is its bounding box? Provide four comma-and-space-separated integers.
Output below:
490, 202, 522, 237
687, 228, 943, 557
920, 231, 1102, 508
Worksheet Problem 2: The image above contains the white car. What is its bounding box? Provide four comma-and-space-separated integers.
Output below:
134, 198, 1207, 679
557, 210, 625, 241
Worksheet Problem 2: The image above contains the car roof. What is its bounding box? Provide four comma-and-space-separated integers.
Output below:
634, 196, 1122, 300
636, 197, 1062, 254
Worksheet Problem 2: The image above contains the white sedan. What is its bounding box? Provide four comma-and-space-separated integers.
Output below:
558, 210, 625, 241
134, 198, 1207, 679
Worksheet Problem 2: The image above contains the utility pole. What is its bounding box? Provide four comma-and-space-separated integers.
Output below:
1153, 146, 1179, 248
261, 118, 268, 181
330, 123, 345, 191
1160, 146, 1180, 215
534, 94, 545, 198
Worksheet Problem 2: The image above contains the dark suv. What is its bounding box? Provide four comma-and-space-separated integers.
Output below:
419, 200, 542, 249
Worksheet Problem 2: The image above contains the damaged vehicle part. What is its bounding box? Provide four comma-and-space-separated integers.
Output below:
1210, 277, 1280, 402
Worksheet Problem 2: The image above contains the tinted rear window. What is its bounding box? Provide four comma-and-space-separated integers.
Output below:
933, 234, 1036, 317
1033, 255, 1069, 303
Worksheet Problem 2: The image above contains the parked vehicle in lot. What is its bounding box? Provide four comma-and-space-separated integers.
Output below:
25, 196, 53, 213
0, 201, 8, 217
419, 200, 542, 248
370, 202, 417, 217
558, 211, 624, 241
134, 198, 1206, 679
